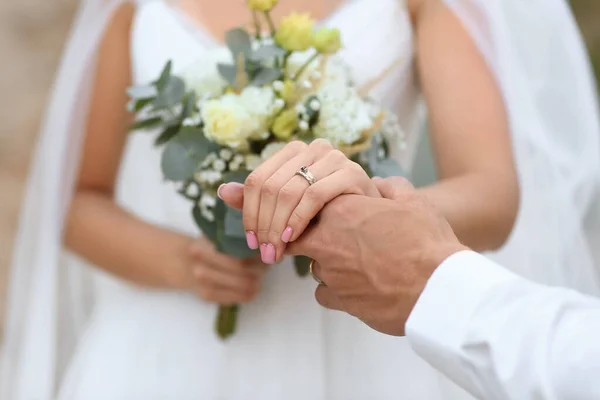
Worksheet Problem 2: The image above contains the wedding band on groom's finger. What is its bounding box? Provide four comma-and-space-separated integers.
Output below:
309, 259, 326, 286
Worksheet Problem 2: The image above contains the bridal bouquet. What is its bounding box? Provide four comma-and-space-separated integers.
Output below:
126, 0, 405, 339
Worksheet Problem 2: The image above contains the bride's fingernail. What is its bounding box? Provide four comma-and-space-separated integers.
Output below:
281, 227, 293, 243
217, 184, 226, 200
264, 244, 276, 264
246, 231, 259, 249
260, 243, 268, 262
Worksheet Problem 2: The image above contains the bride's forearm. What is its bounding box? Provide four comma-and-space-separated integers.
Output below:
417, 172, 519, 251
64, 190, 193, 290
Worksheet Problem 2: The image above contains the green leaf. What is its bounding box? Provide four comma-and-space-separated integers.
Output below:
178, 126, 220, 158
133, 97, 154, 112
251, 45, 286, 61
225, 28, 252, 58
224, 208, 245, 238
192, 204, 218, 243
126, 84, 158, 99
154, 124, 180, 146
130, 117, 163, 131
217, 64, 237, 86
161, 139, 198, 181
223, 170, 251, 184
155, 60, 173, 91
215, 198, 258, 259
153, 76, 186, 108
251, 67, 282, 86
218, 235, 258, 259
181, 91, 197, 120
294, 255, 311, 277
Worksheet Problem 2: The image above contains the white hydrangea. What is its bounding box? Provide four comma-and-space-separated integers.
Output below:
238, 86, 277, 139
286, 51, 351, 85
181, 48, 232, 97
312, 80, 375, 146
260, 142, 287, 161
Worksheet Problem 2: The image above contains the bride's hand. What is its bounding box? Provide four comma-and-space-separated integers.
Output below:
243, 139, 381, 264
187, 237, 268, 305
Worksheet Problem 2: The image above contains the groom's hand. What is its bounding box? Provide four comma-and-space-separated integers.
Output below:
287, 177, 467, 336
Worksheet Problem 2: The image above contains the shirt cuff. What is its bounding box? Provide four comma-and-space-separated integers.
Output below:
405, 250, 521, 370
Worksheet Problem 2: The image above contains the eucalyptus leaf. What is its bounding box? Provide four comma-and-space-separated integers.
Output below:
218, 235, 258, 259
126, 84, 158, 99
224, 170, 251, 184
181, 91, 197, 120
251, 45, 286, 61
177, 127, 220, 159
225, 28, 252, 58
156, 61, 173, 91
217, 64, 237, 86
192, 204, 218, 243
251, 67, 282, 86
154, 124, 180, 146
161, 139, 198, 181
294, 256, 311, 277
133, 98, 154, 112
153, 76, 186, 108
371, 158, 406, 178
130, 117, 163, 131
224, 208, 246, 238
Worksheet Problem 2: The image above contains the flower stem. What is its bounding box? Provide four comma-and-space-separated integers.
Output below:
293, 53, 320, 81
282, 51, 292, 77
216, 304, 239, 339
252, 10, 261, 39
264, 11, 276, 36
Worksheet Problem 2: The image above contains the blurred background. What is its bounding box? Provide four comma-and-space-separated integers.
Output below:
0, 0, 599, 332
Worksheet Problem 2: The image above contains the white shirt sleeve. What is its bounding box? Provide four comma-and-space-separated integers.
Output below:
405, 250, 600, 400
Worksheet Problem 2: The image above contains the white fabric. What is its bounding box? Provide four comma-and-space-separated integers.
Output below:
1, 0, 599, 399
407, 250, 600, 400
445, 0, 600, 295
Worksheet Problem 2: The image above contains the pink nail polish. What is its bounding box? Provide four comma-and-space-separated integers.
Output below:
260, 243, 268, 263
281, 226, 293, 243
217, 184, 226, 200
264, 244, 276, 264
246, 231, 259, 250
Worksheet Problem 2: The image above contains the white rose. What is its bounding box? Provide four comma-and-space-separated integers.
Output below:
201, 94, 254, 146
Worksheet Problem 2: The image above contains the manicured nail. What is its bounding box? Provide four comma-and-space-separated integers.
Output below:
217, 184, 226, 200
281, 226, 293, 243
264, 244, 276, 264
260, 243, 268, 263
246, 231, 259, 250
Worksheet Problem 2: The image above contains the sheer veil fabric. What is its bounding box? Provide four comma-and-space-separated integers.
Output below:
2, 0, 600, 398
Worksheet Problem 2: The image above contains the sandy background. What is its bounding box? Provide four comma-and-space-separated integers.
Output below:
1, 0, 599, 332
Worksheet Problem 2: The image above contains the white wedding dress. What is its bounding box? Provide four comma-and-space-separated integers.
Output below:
3, 0, 600, 399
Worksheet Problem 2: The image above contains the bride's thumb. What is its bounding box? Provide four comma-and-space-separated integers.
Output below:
217, 182, 244, 209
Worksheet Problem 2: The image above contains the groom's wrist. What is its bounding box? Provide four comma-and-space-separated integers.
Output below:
404, 251, 520, 365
